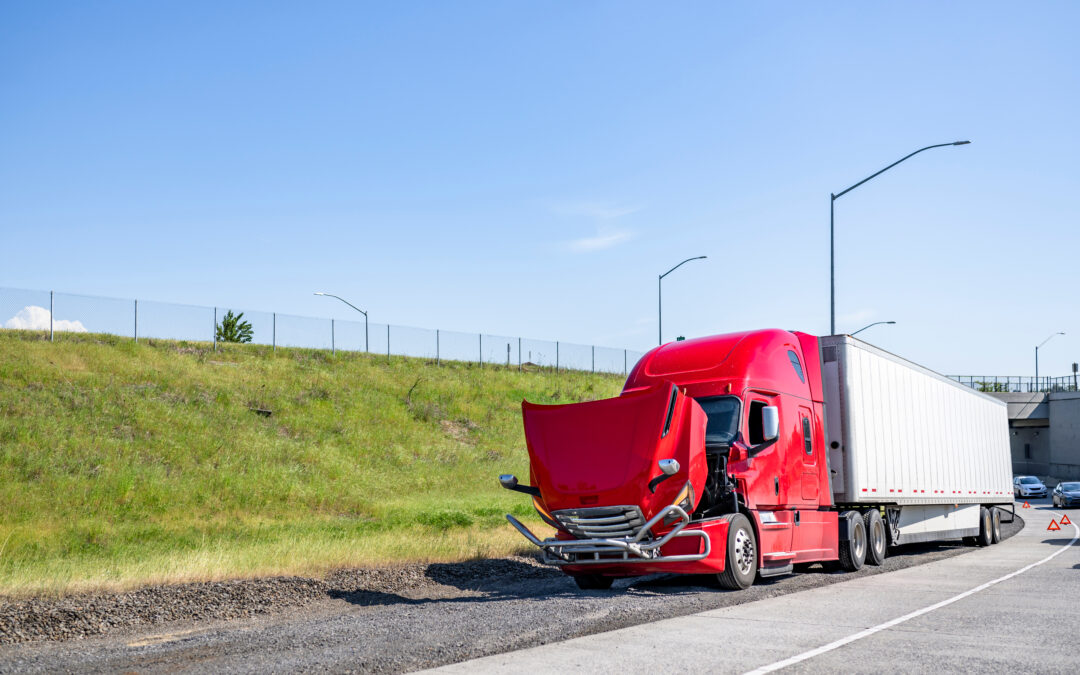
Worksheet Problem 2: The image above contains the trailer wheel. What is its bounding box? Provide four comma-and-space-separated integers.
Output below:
716, 513, 757, 590
572, 574, 613, 590
863, 509, 886, 566
991, 508, 1002, 544
977, 507, 994, 547
838, 510, 866, 572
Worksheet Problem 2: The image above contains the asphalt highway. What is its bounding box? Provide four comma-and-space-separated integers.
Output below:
434, 498, 1080, 674
0, 504, 1052, 674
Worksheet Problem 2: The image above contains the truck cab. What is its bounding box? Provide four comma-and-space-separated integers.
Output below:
501, 329, 839, 590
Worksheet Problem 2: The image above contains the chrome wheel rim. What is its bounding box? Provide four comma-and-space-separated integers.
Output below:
733, 527, 754, 576
870, 519, 885, 556
853, 519, 866, 560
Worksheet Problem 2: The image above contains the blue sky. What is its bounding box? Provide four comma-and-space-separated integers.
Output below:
2, 1, 1078, 377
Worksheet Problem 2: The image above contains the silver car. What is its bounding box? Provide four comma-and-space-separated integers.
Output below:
1014, 475, 1048, 498
1052, 482, 1080, 508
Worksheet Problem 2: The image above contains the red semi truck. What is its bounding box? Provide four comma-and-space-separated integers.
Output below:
499, 329, 1013, 590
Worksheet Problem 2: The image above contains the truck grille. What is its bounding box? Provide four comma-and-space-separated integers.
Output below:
552, 505, 646, 539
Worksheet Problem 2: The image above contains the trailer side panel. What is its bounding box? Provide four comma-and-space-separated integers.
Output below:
821, 335, 1012, 505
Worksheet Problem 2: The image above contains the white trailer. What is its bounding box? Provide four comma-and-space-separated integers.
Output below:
820, 335, 1013, 545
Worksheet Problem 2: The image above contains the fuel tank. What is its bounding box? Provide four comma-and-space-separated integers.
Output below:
522, 382, 708, 520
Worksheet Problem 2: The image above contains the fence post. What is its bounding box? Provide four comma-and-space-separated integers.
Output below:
213, 307, 217, 351
49, 290, 54, 342
272, 313, 276, 352
331, 319, 335, 355
518, 337, 521, 371
506, 343, 510, 368
436, 329, 440, 366
134, 299, 138, 343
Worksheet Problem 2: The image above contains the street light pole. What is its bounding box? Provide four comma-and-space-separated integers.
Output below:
314, 292, 369, 352
1035, 331, 1065, 391
659, 256, 707, 345
831, 141, 970, 335
850, 320, 896, 337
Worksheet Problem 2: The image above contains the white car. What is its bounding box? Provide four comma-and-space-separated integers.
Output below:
1013, 475, 1047, 498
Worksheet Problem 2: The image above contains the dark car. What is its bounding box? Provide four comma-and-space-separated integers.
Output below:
1052, 482, 1080, 508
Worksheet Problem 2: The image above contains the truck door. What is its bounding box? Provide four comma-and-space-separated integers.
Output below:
798, 406, 819, 502
746, 392, 782, 508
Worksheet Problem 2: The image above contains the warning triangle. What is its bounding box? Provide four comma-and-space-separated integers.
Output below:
1061, 513, 1072, 526
1047, 519, 1060, 531
1023, 502, 1031, 508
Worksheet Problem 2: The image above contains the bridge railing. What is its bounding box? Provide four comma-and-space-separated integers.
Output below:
948, 375, 1078, 394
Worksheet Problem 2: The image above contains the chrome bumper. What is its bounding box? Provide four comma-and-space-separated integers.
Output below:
506, 504, 710, 565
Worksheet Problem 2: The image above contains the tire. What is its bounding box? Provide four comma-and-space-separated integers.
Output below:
573, 574, 613, 590
838, 510, 866, 572
863, 509, 887, 566
977, 506, 993, 547
716, 513, 757, 590
991, 508, 1001, 544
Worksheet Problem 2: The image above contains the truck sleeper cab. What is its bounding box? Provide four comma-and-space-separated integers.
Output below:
500, 329, 1013, 591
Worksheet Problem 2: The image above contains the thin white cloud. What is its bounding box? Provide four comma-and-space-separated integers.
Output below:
567, 228, 634, 253
553, 203, 642, 220
4, 306, 88, 332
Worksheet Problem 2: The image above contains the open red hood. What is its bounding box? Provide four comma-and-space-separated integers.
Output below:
522, 383, 708, 517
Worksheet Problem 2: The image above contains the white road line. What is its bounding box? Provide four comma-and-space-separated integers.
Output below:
742, 514, 1079, 675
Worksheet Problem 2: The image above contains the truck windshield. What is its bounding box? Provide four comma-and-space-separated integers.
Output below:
695, 395, 741, 446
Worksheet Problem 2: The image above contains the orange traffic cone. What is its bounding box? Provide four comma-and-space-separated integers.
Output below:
1061, 513, 1072, 526
1048, 519, 1060, 531
1023, 502, 1031, 508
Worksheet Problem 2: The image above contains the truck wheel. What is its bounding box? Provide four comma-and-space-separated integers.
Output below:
716, 513, 757, 590
838, 510, 866, 572
991, 508, 1001, 544
977, 507, 993, 547
573, 574, 613, 590
863, 509, 887, 566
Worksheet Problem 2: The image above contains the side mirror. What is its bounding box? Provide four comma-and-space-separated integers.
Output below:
763, 406, 779, 441
658, 458, 680, 476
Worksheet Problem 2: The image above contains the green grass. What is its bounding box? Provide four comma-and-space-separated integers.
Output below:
0, 330, 624, 596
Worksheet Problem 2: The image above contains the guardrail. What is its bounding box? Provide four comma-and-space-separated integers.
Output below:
948, 375, 1078, 394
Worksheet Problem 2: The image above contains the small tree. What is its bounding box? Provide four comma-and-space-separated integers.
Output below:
216, 310, 253, 343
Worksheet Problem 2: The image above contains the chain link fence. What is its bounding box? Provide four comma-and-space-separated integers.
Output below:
0, 287, 646, 375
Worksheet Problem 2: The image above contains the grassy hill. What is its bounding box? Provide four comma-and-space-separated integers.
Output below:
0, 330, 625, 596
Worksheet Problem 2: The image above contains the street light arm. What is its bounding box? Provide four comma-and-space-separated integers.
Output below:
313, 292, 367, 317
1037, 332, 1065, 349
660, 256, 708, 280
833, 141, 970, 201
850, 320, 896, 337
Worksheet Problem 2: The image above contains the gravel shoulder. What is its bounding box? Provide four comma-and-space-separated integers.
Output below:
0, 514, 1024, 673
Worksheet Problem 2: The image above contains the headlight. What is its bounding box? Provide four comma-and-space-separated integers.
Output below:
674, 481, 695, 513
664, 482, 695, 525
532, 496, 566, 532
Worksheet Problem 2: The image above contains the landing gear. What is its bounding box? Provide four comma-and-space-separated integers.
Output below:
863, 509, 887, 566
572, 574, 613, 590
717, 513, 757, 590
838, 510, 867, 572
